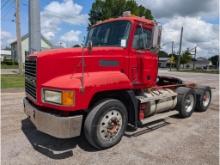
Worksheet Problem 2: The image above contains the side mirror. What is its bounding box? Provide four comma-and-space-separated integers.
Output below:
152, 25, 162, 50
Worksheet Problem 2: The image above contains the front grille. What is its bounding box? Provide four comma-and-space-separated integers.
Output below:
25, 59, 37, 99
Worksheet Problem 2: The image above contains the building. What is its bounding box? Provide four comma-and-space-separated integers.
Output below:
0, 49, 12, 62
159, 57, 169, 68
11, 34, 53, 63
185, 57, 211, 69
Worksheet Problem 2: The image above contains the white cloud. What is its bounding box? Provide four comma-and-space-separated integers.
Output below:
41, 17, 60, 40
161, 16, 219, 57
1, 30, 15, 48
60, 30, 82, 47
136, 0, 218, 19
136, 0, 219, 57
41, 0, 88, 40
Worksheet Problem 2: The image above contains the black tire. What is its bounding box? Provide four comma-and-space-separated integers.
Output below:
84, 99, 128, 149
176, 87, 196, 118
194, 86, 212, 112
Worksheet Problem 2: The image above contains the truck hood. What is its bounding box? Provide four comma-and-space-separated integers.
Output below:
31, 47, 82, 58
30, 47, 125, 58
30, 47, 128, 86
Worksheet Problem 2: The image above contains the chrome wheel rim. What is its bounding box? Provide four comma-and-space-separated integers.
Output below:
98, 110, 122, 141
185, 94, 194, 112
202, 91, 210, 107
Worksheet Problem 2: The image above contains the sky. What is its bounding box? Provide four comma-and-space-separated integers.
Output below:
1, 0, 219, 57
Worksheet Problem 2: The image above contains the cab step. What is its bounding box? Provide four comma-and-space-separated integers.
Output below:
140, 110, 179, 125
125, 110, 179, 137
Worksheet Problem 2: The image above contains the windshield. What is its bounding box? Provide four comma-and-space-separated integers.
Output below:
86, 21, 131, 47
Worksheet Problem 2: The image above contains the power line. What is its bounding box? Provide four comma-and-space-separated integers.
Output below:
2, 0, 28, 22
2, 1, 28, 29
2, 0, 15, 19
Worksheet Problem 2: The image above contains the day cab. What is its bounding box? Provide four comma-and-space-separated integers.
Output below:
23, 12, 212, 149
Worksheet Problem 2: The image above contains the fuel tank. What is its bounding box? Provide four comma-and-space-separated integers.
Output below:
137, 89, 177, 117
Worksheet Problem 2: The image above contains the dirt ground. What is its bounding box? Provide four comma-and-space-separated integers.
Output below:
1, 70, 219, 165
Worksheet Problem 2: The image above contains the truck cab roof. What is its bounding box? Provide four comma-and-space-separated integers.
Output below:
92, 16, 155, 28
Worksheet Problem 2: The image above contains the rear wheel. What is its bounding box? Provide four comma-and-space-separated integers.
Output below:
176, 87, 196, 118
195, 86, 212, 112
84, 99, 127, 149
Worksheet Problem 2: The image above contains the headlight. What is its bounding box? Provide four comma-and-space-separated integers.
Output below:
44, 90, 62, 104
43, 89, 75, 106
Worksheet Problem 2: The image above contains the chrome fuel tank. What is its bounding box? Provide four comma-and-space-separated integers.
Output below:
137, 89, 177, 117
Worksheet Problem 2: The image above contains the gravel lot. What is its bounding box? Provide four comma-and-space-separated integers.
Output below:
1, 70, 219, 165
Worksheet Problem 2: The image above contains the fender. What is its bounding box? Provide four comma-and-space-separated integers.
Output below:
39, 71, 133, 111
83, 71, 132, 92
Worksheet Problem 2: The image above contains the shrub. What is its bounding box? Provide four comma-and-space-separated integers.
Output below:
2, 58, 18, 65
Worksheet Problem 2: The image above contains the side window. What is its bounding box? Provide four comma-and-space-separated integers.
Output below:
132, 26, 152, 50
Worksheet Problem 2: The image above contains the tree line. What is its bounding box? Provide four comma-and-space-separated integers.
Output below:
159, 50, 219, 68
88, 0, 153, 27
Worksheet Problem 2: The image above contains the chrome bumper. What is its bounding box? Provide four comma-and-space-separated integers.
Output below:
23, 98, 83, 138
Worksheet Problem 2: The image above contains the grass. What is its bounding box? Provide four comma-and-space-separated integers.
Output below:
168, 68, 219, 74
1, 64, 18, 69
1, 74, 24, 89
176, 69, 219, 74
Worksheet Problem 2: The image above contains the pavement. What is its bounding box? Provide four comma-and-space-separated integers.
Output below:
1, 70, 219, 165
1, 69, 19, 74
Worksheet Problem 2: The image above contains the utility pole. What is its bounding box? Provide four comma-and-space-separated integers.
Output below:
170, 41, 174, 71
177, 26, 183, 71
16, 0, 23, 74
29, 0, 41, 53
59, 42, 63, 48
192, 47, 197, 70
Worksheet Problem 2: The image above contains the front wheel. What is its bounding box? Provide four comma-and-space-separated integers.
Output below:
84, 99, 127, 149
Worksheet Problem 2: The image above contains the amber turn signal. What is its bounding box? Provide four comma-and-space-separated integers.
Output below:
62, 91, 75, 106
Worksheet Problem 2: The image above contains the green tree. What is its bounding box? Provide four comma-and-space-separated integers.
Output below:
72, 44, 81, 48
169, 54, 176, 64
88, 0, 154, 27
208, 55, 219, 67
158, 50, 169, 57
180, 52, 192, 68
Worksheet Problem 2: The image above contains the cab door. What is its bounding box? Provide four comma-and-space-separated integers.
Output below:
130, 24, 158, 88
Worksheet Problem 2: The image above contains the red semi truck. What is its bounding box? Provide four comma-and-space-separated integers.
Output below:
24, 12, 212, 149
